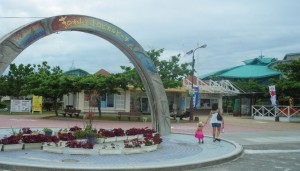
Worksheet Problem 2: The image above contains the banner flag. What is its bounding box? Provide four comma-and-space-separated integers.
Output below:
193, 87, 199, 109
269, 85, 277, 106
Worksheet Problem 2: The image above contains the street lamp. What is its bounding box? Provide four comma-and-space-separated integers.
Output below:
186, 44, 207, 121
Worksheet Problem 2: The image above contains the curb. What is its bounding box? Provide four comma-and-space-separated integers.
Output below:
0, 133, 243, 171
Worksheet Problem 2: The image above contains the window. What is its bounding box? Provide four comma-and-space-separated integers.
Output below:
115, 93, 125, 109
200, 99, 211, 109
101, 94, 114, 108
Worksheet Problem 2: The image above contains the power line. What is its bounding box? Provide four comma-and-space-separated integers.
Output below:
0, 17, 47, 19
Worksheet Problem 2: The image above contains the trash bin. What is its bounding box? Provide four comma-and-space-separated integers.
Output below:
275, 116, 279, 122
176, 117, 180, 123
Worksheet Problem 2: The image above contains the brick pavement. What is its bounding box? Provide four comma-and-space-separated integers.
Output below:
1, 114, 299, 133
0, 114, 299, 170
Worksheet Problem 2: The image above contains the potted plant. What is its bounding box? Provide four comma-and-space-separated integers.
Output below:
42, 136, 62, 154
140, 127, 156, 137
69, 126, 82, 132
96, 131, 105, 144
123, 138, 143, 154
43, 128, 53, 136
58, 132, 76, 146
153, 133, 163, 146
0, 135, 23, 151
65, 140, 97, 155
100, 129, 116, 142
84, 124, 97, 144
125, 128, 139, 140
142, 135, 158, 152
22, 134, 46, 149
113, 128, 126, 141
73, 130, 87, 140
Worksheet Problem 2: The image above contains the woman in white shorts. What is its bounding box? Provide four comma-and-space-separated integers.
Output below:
205, 103, 223, 142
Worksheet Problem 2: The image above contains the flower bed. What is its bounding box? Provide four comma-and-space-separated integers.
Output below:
0, 127, 162, 155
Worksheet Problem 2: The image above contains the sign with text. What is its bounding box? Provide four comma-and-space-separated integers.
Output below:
32, 95, 43, 112
10, 100, 31, 113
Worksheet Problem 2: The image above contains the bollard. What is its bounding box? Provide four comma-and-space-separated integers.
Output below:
275, 116, 279, 122
176, 117, 180, 123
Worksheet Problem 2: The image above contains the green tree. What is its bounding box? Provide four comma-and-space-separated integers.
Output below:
121, 49, 192, 91
273, 59, 300, 99
6, 63, 35, 98
0, 76, 9, 101
233, 80, 268, 93
21, 62, 71, 115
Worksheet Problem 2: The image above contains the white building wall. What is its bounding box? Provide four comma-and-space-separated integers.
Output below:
125, 90, 131, 112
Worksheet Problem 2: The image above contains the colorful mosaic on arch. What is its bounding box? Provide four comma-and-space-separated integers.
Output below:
8, 22, 46, 49
52, 15, 131, 43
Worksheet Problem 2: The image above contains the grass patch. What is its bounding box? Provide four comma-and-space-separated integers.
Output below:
0, 111, 57, 115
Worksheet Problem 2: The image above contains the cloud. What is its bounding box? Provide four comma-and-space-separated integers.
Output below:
1, 0, 300, 76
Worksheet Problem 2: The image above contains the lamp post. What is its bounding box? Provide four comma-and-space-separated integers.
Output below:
186, 44, 207, 121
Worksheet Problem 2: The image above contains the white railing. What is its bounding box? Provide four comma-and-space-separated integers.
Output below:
183, 78, 240, 94
252, 105, 300, 118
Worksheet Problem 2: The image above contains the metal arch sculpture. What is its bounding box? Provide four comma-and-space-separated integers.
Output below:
0, 15, 171, 135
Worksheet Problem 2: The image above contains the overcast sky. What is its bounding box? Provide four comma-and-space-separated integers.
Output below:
1, 0, 299, 76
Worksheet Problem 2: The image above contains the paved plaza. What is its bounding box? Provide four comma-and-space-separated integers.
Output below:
0, 114, 299, 170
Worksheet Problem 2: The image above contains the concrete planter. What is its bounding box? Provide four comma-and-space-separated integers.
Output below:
65, 148, 98, 155
43, 145, 64, 154
127, 135, 138, 140
123, 148, 143, 154
96, 138, 105, 144
137, 134, 144, 140
142, 144, 158, 152
2, 143, 24, 151
104, 137, 116, 143
59, 141, 67, 147
116, 136, 127, 141
99, 148, 122, 155
23, 143, 43, 150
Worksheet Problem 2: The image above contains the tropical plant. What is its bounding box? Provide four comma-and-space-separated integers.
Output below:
44, 136, 60, 144
120, 49, 192, 91
140, 127, 156, 137
73, 130, 86, 139
42, 128, 53, 133
58, 132, 76, 141
153, 134, 163, 144
22, 134, 46, 143
273, 59, 300, 99
143, 136, 154, 146
125, 128, 142, 136
99, 129, 115, 138
123, 138, 142, 148
69, 126, 82, 132
113, 128, 125, 137
84, 123, 97, 135
0, 135, 22, 144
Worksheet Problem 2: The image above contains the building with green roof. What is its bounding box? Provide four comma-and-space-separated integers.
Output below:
64, 65, 89, 76
200, 55, 282, 84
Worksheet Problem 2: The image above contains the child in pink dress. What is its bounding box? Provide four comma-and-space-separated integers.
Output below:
195, 122, 204, 144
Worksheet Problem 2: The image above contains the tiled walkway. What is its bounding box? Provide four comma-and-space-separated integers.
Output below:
0, 132, 241, 171
2, 114, 298, 171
